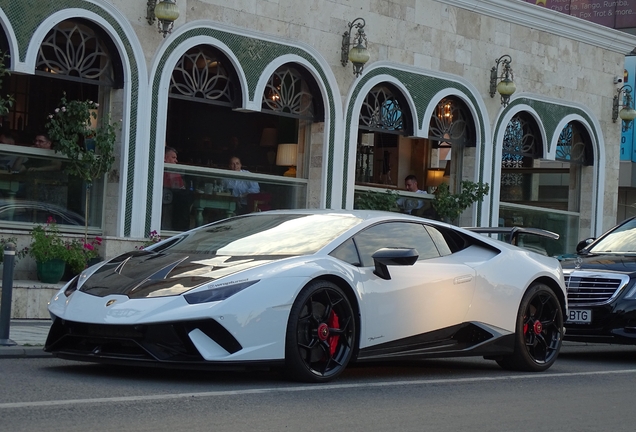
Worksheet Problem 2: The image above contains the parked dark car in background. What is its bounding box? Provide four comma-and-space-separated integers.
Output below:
560, 217, 636, 344
0, 200, 85, 226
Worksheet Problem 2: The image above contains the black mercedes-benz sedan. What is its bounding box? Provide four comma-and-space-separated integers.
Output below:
560, 217, 636, 344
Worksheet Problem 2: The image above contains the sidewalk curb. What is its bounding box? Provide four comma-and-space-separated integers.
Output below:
0, 346, 51, 358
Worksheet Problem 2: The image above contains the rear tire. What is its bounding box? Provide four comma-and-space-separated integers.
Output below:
497, 283, 563, 372
285, 280, 355, 383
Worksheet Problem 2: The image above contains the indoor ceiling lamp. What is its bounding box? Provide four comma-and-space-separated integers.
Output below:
489, 54, 516, 107
341, 18, 370, 77
613, 85, 636, 131
147, 0, 179, 38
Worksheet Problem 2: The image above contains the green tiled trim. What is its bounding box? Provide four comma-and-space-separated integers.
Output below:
145, 28, 337, 233
490, 98, 600, 222
344, 68, 487, 223
0, 0, 140, 236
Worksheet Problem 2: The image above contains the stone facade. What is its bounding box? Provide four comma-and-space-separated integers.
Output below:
0, 0, 635, 316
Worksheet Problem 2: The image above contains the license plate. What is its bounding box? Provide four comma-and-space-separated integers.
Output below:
567, 309, 592, 324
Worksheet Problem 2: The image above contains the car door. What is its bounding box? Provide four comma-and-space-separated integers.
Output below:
352, 221, 476, 348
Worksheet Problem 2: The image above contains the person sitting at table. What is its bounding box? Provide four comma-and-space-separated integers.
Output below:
163, 146, 185, 189
12, 133, 62, 172
162, 146, 192, 230
222, 156, 260, 213
397, 174, 428, 215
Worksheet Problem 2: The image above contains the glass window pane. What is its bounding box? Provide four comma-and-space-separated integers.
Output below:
353, 222, 440, 267
0, 149, 101, 229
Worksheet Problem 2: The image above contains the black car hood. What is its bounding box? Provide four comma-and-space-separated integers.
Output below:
79, 250, 278, 298
561, 253, 636, 274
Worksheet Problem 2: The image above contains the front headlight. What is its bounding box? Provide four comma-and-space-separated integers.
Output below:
184, 280, 259, 304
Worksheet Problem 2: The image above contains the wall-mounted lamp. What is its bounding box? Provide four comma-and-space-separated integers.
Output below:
276, 143, 298, 177
147, 0, 179, 38
341, 18, 370, 77
489, 54, 516, 107
613, 85, 636, 131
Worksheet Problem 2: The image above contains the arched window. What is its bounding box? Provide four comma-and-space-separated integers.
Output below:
359, 85, 406, 133
426, 97, 476, 195
0, 19, 123, 231
355, 84, 413, 186
556, 122, 593, 166
169, 46, 239, 107
499, 114, 587, 256
428, 97, 473, 148
36, 21, 116, 86
261, 66, 314, 120
162, 62, 319, 231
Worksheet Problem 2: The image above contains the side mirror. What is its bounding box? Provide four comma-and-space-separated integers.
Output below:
576, 238, 594, 254
372, 248, 419, 280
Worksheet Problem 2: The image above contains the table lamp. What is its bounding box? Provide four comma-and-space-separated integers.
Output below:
276, 143, 297, 177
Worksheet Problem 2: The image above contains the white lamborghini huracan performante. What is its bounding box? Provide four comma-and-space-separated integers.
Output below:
45, 210, 567, 382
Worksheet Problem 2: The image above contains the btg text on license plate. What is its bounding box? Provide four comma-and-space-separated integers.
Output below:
567, 309, 592, 324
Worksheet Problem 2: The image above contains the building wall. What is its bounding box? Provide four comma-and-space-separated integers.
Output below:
0, 0, 633, 250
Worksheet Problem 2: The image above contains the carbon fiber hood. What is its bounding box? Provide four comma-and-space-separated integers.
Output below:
79, 250, 275, 298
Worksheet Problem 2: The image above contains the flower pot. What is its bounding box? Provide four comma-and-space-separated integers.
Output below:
36, 259, 66, 284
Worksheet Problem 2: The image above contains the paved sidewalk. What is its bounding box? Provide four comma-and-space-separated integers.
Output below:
0, 319, 52, 358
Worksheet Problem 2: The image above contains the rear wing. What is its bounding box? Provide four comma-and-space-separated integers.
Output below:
464, 226, 559, 247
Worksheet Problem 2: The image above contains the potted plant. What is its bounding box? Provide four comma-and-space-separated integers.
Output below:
45, 93, 118, 244
65, 235, 103, 276
29, 217, 69, 283
433, 180, 490, 224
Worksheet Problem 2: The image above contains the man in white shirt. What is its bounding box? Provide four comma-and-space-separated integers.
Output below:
398, 174, 428, 214
222, 156, 260, 212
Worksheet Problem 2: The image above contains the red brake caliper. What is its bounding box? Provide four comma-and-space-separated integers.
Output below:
524, 320, 542, 336
327, 310, 340, 355
316, 311, 340, 356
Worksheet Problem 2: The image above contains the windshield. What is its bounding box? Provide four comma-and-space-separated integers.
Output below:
588, 218, 636, 254
158, 213, 362, 257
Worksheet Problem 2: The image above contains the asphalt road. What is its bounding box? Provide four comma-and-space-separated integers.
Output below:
1, 343, 635, 432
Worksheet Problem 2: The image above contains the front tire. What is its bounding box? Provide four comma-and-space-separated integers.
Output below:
285, 280, 356, 383
497, 283, 564, 372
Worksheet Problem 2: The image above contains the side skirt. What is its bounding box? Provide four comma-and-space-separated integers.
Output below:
356, 322, 515, 361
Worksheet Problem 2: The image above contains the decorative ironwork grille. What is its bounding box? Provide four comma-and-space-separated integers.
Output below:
170, 47, 237, 106
556, 123, 589, 165
359, 86, 404, 132
428, 98, 468, 147
36, 22, 114, 86
501, 116, 540, 187
261, 67, 314, 119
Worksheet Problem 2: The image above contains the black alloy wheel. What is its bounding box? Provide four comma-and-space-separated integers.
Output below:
285, 280, 356, 383
497, 283, 564, 372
